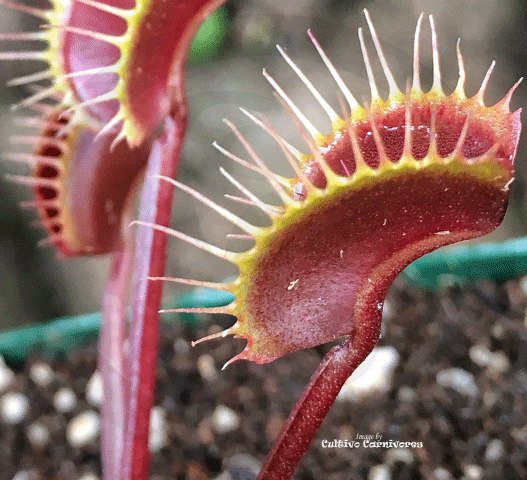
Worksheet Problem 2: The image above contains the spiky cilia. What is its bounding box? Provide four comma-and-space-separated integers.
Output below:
139, 11, 521, 479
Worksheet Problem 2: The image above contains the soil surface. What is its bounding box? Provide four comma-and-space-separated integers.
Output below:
2, 276, 527, 480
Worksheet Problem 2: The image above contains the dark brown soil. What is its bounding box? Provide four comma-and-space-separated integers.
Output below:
2, 276, 527, 480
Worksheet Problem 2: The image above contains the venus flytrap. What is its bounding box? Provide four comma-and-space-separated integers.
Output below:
0, 4, 522, 480
0, 1, 226, 479
138, 12, 521, 480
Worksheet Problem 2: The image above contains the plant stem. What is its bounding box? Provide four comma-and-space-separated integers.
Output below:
256, 315, 382, 480
99, 239, 133, 480
122, 109, 187, 480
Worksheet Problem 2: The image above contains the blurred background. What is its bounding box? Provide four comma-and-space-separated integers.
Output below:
0, 0, 527, 330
